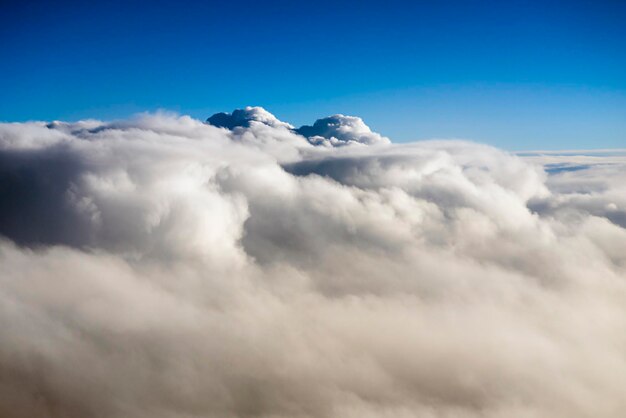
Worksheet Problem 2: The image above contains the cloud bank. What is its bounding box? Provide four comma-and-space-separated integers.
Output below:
0, 108, 625, 418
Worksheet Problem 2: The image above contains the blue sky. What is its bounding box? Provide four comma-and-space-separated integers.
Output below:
1, 0, 625, 150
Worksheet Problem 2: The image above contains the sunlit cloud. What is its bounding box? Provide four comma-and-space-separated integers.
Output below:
0, 108, 625, 417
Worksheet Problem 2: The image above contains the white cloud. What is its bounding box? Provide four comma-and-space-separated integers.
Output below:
205, 107, 390, 147
0, 110, 625, 417
523, 150, 626, 228
207, 106, 294, 130
295, 114, 391, 146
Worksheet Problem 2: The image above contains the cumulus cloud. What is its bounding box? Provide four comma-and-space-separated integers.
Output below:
295, 114, 391, 146
207, 106, 294, 130
0, 109, 625, 418
205, 107, 389, 147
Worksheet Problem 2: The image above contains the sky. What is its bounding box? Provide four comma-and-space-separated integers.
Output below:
1, 0, 625, 149
2, 3, 626, 414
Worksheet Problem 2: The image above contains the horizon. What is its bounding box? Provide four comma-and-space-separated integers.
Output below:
4, 103, 625, 152
2, 0, 625, 150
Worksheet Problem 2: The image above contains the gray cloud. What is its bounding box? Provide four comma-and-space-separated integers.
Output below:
0, 111, 625, 418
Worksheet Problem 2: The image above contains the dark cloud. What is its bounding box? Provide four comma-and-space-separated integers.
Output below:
0, 144, 91, 247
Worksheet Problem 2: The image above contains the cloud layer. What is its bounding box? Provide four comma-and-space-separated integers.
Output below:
0, 108, 625, 418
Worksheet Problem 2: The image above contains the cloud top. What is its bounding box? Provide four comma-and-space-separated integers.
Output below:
207, 106, 294, 130
207, 107, 390, 147
296, 114, 391, 146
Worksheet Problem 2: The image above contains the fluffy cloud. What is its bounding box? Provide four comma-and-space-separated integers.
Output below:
0, 110, 625, 418
295, 114, 390, 146
207, 106, 294, 130
522, 150, 626, 228
206, 107, 390, 147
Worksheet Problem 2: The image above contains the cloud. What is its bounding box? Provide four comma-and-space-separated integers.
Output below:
295, 114, 391, 146
206, 107, 390, 147
523, 150, 626, 228
0, 110, 625, 418
207, 106, 294, 130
